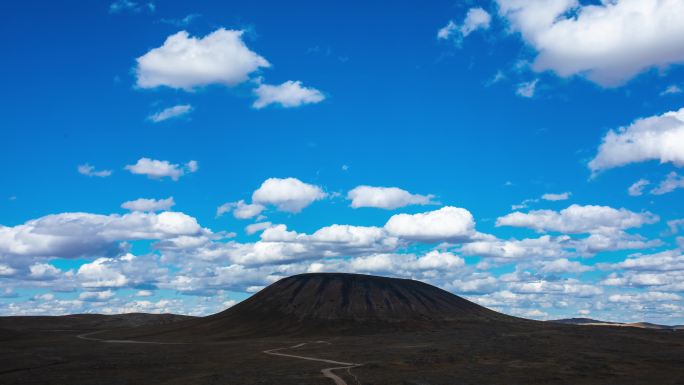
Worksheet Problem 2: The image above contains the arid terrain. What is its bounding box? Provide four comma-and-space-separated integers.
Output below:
2, 273, 684, 385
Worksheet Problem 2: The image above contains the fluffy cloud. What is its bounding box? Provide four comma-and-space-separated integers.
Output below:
384, 206, 477, 242
347, 185, 436, 210
461, 235, 570, 261
468, 270, 608, 318
0, 211, 204, 260
461, 8, 492, 36
77, 253, 167, 290
506, 278, 602, 298
589, 108, 684, 173
496, 204, 658, 234
497, 0, 684, 86
600, 249, 684, 292
29, 263, 61, 280
499, 270, 603, 299
539, 258, 592, 274
125, 158, 198, 181
573, 229, 661, 255
608, 291, 681, 303
148, 104, 192, 123
628, 179, 650, 196
77, 259, 128, 288
78, 164, 112, 178
158, 223, 401, 267
651, 172, 684, 195
350, 251, 464, 275
253, 80, 325, 109
306, 225, 394, 248
121, 197, 175, 212
0, 264, 17, 276
33, 293, 54, 301
541, 192, 571, 201
252, 177, 326, 213
136, 29, 269, 90
1, 193, 677, 321
261, 224, 400, 257
610, 249, 684, 272
100, 299, 191, 315
447, 275, 499, 294
245, 222, 273, 235
464, 229, 658, 265
438, 8, 491, 40
216, 200, 265, 219
513, 192, 570, 209
79, 290, 115, 302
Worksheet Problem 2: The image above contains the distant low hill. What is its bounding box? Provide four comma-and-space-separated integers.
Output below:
0, 313, 194, 332
551, 317, 683, 330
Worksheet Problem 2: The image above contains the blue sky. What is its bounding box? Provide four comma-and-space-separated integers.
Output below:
2, 0, 684, 323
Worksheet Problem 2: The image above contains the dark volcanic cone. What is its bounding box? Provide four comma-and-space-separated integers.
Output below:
133, 273, 515, 340
219, 273, 502, 322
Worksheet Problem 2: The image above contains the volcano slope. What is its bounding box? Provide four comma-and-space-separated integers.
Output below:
2, 273, 684, 385
120, 272, 516, 341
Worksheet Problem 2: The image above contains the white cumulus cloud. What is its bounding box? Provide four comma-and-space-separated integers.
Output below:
121, 197, 175, 212
461, 8, 492, 36
28, 263, 61, 280
496, 204, 658, 234
136, 29, 269, 90
79, 290, 115, 302
125, 158, 198, 181
384, 206, 477, 242
0, 211, 204, 260
461, 235, 570, 261
589, 107, 684, 174
253, 80, 325, 109
497, 0, 684, 86
245, 222, 273, 235
252, 177, 326, 213
539, 258, 592, 274
216, 200, 265, 219
78, 258, 129, 288
0, 264, 17, 277
347, 185, 436, 210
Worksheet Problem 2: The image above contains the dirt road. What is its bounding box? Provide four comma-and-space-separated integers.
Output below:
263, 341, 362, 385
77, 331, 362, 383
76, 330, 185, 345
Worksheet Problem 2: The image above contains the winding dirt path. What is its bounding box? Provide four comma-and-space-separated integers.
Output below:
76, 331, 362, 384
263, 341, 362, 385
76, 330, 185, 345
